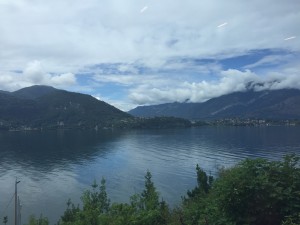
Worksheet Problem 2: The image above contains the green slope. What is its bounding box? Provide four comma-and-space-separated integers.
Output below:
0, 86, 132, 129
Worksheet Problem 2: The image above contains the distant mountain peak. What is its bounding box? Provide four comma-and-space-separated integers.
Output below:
12, 85, 58, 99
0, 85, 131, 129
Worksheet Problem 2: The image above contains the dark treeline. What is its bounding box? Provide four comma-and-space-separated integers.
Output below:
24, 155, 300, 225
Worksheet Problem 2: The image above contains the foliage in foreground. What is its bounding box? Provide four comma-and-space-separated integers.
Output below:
181, 154, 300, 225
25, 155, 300, 225
56, 171, 168, 225
25, 215, 49, 225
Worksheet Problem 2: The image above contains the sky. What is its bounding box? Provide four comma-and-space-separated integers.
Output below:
0, 0, 299, 111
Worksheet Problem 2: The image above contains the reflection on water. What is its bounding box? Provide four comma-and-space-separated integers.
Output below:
0, 127, 299, 223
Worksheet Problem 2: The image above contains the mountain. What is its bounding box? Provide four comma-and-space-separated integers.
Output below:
0, 90, 10, 94
0, 85, 132, 129
129, 89, 300, 120
12, 85, 57, 99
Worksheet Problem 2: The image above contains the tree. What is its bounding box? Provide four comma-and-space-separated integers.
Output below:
79, 178, 110, 225
60, 199, 80, 224
186, 164, 213, 198
135, 171, 169, 225
202, 155, 300, 225
141, 171, 160, 210
26, 215, 49, 225
182, 165, 213, 225
180, 155, 300, 225
57, 155, 299, 225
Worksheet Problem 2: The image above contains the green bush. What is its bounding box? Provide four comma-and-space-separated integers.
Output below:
182, 154, 300, 225
26, 155, 300, 225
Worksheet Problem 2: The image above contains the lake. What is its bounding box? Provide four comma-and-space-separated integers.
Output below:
0, 126, 300, 224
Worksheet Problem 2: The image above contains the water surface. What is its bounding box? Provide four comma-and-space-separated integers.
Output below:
0, 126, 299, 224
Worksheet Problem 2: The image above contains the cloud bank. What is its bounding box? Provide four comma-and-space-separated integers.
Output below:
1, 0, 299, 71
127, 66, 300, 106
0, 61, 76, 91
0, 0, 299, 110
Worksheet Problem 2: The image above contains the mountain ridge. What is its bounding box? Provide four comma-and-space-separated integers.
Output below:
0, 85, 132, 129
129, 89, 300, 120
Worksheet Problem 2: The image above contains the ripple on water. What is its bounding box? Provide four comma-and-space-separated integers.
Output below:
0, 127, 300, 223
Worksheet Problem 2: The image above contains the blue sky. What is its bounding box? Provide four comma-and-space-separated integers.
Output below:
0, 0, 299, 111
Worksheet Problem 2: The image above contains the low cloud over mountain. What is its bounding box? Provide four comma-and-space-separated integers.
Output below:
0, 0, 299, 110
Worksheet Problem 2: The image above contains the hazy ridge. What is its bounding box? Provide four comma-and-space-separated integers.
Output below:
129, 89, 300, 120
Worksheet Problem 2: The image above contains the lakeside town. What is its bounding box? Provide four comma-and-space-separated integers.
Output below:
1, 117, 299, 132
206, 118, 299, 126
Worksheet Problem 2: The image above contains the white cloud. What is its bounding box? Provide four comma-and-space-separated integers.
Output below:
93, 74, 138, 86
127, 69, 255, 105
0, 0, 299, 109
127, 67, 300, 106
117, 64, 139, 75
51, 73, 77, 86
253, 67, 300, 91
244, 54, 293, 69
93, 74, 169, 87
92, 94, 136, 111
0, 0, 299, 73
0, 61, 77, 91
23, 60, 45, 83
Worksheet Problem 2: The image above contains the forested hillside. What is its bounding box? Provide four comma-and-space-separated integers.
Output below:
0, 85, 131, 129
129, 89, 300, 120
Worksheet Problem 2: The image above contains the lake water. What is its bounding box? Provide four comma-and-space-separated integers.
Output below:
0, 126, 300, 224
